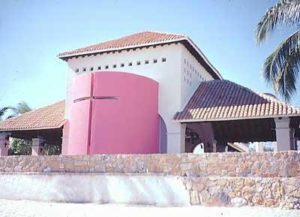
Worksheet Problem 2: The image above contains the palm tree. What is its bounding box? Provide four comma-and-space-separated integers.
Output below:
8, 101, 32, 118
256, 0, 300, 102
0, 101, 31, 120
0, 107, 12, 121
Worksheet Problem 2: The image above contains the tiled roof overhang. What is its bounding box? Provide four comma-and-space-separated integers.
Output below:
58, 31, 222, 80
174, 80, 300, 122
0, 101, 65, 132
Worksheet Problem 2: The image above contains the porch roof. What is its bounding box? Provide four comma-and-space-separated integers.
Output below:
174, 80, 300, 122
0, 101, 65, 132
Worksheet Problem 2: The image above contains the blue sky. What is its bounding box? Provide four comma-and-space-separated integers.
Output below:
0, 0, 299, 109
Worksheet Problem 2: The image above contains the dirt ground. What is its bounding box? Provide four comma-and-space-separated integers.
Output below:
0, 199, 299, 217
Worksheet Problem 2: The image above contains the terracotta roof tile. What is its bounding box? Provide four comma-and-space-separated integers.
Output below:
0, 101, 65, 131
58, 31, 185, 58
174, 80, 300, 122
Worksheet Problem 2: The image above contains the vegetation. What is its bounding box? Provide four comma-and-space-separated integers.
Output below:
43, 143, 62, 155
8, 139, 32, 155
256, 0, 300, 102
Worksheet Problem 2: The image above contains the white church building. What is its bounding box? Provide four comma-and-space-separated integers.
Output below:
0, 31, 299, 155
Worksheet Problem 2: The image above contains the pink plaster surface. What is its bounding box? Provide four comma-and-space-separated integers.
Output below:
67, 73, 93, 155
68, 100, 91, 155
71, 73, 92, 101
67, 71, 159, 155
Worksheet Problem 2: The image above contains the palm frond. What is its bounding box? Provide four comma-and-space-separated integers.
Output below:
263, 30, 300, 101
0, 102, 32, 121
0, 106, 15, 121
16, 101, 31, 114
256, 0, 300, 43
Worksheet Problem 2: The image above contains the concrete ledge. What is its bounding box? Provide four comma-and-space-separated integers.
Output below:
0, 173, 190, 206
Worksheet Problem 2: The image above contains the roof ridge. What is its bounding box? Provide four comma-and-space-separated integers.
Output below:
58, 31, 186, 57
142, 30, 186, 37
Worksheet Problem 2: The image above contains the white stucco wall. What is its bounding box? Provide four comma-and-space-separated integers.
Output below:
64, 43, 218, 153
180, 45, 214, 109
66, 44, 182, 121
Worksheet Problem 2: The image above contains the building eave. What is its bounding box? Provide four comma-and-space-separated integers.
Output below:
174, 114, 300, 123
58, 36, 222, 80
57, 38, 186, 59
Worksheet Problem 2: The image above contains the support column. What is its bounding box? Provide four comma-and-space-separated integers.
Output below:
32, 137, 45, 156
167, 124, 186, 153
0, 133, 10, 156
212, 139, 217, 152
274, 117, 295, 151
61, 121, 69, 155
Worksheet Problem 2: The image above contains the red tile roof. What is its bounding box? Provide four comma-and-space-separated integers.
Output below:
174, 80, 300, 122
0, 101, 65, 131
58, 31, 185, 58
58, 31, 222, 79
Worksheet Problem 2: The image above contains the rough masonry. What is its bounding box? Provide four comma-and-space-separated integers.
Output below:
0, 152, 299, 209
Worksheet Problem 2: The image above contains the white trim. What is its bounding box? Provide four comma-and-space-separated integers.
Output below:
174, 114, 300, 123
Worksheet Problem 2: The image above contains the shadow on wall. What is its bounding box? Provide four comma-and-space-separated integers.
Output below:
159, 116, 167, 153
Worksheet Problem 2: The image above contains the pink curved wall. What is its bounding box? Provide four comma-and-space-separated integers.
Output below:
67, 71, 159, 155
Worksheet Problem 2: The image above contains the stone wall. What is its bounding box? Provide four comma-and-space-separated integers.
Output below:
0, 152, 299, 208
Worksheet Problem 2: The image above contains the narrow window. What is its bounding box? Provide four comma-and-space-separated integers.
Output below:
129, 62, 133, 66
162, 57, 166, 62
90, 67, 94, 71
113, 64, 117, 68
120, 63, 125, 67
145, 60, 149, 64
75, 68, 79, 73
105, 65, 109, 69
98, 66, 101, 70
153, 59, 158, 63
137, 61, 141, 65
83, 67, 86, 72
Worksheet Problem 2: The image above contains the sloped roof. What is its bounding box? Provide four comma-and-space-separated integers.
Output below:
58, 31, 222, 79
58, 31, 185, 58
0, 101, 65, 131
174, 80, 300, 122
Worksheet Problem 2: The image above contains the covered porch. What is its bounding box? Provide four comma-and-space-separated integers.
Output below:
0, 101, 65, 156
175, 80, 300, 153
